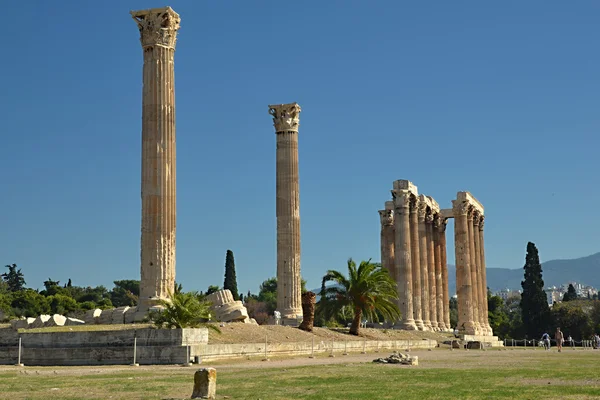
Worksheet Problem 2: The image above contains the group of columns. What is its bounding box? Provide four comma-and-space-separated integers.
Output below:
453, 193, 492, 336
379, 180, 493, 336
379, 180, 451, 332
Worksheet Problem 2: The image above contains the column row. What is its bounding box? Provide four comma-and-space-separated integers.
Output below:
380, 180, 451, 332
453, 193, 492, 336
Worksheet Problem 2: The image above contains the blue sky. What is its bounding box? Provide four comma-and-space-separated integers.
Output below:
1, 1, 598, 294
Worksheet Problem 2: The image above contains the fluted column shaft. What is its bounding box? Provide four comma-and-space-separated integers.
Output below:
418, 205, 431, 331
392, 191, 416, 330
379, 208, 396, 282
467, 209, 482, 334
479, 217, 492, 335
426, 214, 438, 330
409, 199, 424, 330
454, 201, 476, 335
473, 214, 486, 335
270, 103, 303, 318
439, 219, 451, 331
133, 7, 180, 310
434, 215, 446, 331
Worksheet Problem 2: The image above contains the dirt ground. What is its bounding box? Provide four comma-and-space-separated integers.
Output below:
207, 323, 454, 344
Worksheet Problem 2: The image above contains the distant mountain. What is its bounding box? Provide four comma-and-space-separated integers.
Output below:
447, 252, 600, 294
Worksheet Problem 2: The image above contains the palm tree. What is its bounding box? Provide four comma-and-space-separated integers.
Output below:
319, 258, 400, 335
150, 290, 220, 332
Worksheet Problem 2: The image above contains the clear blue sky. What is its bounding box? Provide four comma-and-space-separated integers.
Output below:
2, 1, 598, 294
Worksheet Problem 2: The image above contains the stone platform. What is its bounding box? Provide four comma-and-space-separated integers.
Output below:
461, 334, 504, 347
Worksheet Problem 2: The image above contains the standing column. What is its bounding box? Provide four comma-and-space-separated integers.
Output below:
434, 214, 446, 331
438, 218, 451, 332
131, 7, 180, 311
453, 200, 476, 335
269, 103, 303, 318
392, 190, 416, 330
426, 213, 438, 331
409, 198, 424, 330
378, 204, 395, 282
418, 203, 431, 330
473, 212, 486, 335
479, 216, 493, 335
466, 207, 482, 335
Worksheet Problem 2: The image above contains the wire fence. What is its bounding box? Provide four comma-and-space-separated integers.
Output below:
501, 338, 599, 349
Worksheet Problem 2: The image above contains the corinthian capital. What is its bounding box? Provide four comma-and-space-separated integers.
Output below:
391, 189, 411, 210
479, 215, 485, 230
418, 202, 428, 221
452, 200, 469, 216
379, 209, 394, 227
268, 103, 301, 132
131, 7, 181, 49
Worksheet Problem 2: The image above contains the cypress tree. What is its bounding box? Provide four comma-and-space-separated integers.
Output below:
223, 250, 239, 300
520, 242, 552, 337
562, 284, 577, 302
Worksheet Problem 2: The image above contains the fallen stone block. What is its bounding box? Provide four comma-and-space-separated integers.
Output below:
124, 307, 137, 324
83, 309, 102, 324
111, 306, 130, 324
98, 309, 114, 325
10, 318, 35, 330
206, 290, 234, 307
30, 315, 52, 328
467, 341, 483, 350
45, 314, 67, 327
65, 317, 85, 326
191, 368, 216, 399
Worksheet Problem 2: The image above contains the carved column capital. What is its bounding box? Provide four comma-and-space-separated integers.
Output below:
466, 205, 475, 221
452, 200, 469, 216
410, 196, 420, 214
379, 209, 394, 227
473, 211, 481, 227
434, 213, 447, 231
131, 7, 181, 49
479, 215, 485, 231
391, 189, 411, 212
268, 103, 301, 132
418, 202, 428, 222
425, 212, 434, 224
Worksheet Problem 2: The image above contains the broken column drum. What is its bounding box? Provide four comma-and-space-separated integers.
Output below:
132, 7, 180, 311
269, 103, 303, 319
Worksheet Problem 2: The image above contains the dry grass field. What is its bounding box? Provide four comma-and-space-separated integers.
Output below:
1, 348, 599, 399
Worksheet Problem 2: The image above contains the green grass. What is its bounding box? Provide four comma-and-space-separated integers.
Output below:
1, 350, 599, 399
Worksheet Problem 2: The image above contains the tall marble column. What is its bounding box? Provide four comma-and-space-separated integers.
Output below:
409, 197, 424, 330
269, 103, 303, 318
426, 213, 438, 331
131, 7, 180, 311
392, 189, 416, 330
378, 203, 395, 282
479, 216, 493, 335
473, 212, 486, 335
418, 202, 431, 331
453, 200, 476, 335
438, 217, 451, 332
434, 214, 446, 331
467, 208, 482, 334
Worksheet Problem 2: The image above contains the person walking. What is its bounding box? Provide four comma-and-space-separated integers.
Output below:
541, 332, 551, 350
555, 327, 564, 352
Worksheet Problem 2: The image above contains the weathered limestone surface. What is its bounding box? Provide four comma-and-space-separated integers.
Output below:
98, 309, 115, 325
434, 215, 446, 331
438, 217, 451, 332
10, 318, 35, 330
65, 317, 85, 326
426, 212, 438, 331
479, 216, 493, 335
131, 6, 180, 312
417, 200, 431, 331
84, 309, 102, 324
467, 209, 481, 334
453, 199, 476, 335
191, 368, 217, 399
409, 197, 423, 330
44, 314, 67, 327
269, 103, 303, 319
31, 315, 51, 329
378, 202, 396, 284
206, 289, 250, 323
111, 306, 130, 324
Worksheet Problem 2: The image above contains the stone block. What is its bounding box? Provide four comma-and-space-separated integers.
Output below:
393, 179, 417, 194
124, 307, 137, 324
206, 290, 234, 307
65, 317, 85, 326
11, 318, 35, 330
191, 368, 216, 399
111, 306, 130, 324
30, 315, 52, 328
98, 309, 114, 325
466, 341, 483, 350
44, 314, 67, 327
83, 309, 102, 324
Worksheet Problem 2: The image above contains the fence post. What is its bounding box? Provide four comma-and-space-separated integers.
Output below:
343, 340, 348, 356
309, 336, 315, 359
407, 339, 411, 352
375, 340, 379, 353
130, 335, 139, 367
329, 339, 335, 357
525, 339, 527, 349
262, 335, 268, 361
16, 337, 24, 367
362, 338, 366, 354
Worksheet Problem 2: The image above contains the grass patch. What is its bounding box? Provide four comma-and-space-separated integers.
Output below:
1, 350, 599, 399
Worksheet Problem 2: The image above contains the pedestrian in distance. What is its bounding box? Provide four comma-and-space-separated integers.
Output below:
555, 327, 564, 352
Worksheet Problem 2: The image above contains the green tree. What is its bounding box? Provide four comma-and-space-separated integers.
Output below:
552, 300, 592, 339
449, 297, 458, 329
11, 290, 50, 317
318, 258, 400, 335
110, 280, 139, 307
206, 285, 220, 296
223, 250, 239, 300
563, 284, 578, 302
47, 294, 79, 315
520, 242, 552, 337
2, 264, 26, 292
150, 290, 219, 331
